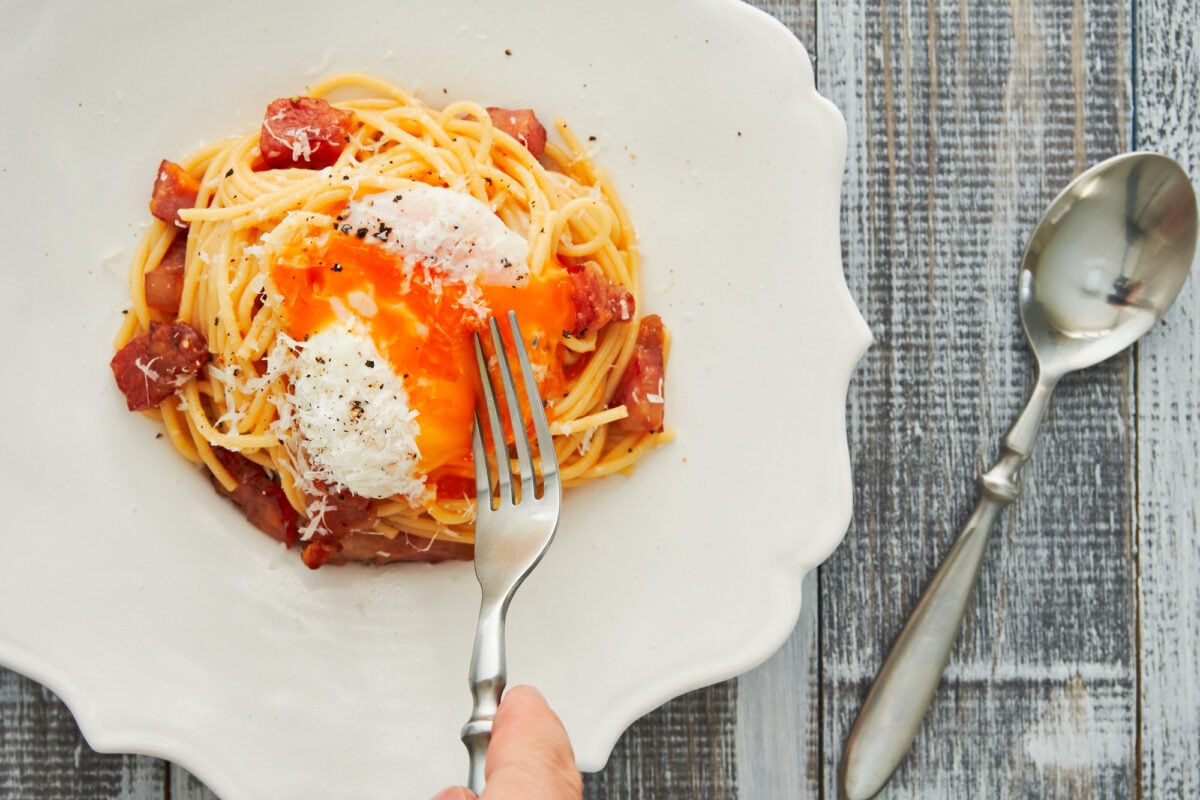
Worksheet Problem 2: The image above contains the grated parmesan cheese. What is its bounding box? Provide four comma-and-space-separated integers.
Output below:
298, 493, 332, 542
269, 324, 425, 501
133, 356, 161, 381
341, 186, 531, 290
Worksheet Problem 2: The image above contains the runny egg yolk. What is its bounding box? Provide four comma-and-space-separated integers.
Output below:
269, 229, 576, 499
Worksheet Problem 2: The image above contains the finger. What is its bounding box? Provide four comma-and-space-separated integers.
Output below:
482, 685, 582, 800
430, 787, 477, 800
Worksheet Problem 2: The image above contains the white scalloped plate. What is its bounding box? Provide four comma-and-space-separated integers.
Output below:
0, 1, 868, 798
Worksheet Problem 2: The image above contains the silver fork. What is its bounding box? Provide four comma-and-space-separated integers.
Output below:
460, 310, 562, 793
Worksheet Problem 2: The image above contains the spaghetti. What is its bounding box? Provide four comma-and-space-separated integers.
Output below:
111, 73, 669, 567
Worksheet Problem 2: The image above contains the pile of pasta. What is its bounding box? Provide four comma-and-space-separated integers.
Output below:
111, 73, 668, 567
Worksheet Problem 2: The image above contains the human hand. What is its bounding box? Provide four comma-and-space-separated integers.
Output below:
432, 685, 582, 800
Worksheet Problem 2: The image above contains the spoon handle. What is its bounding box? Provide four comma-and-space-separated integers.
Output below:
840, 373, 1058, 800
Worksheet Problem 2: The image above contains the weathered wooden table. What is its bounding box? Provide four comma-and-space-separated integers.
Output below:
4, 0, 1198, 797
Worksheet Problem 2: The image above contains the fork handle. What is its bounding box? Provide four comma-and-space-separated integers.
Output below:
462, 596, 507, 793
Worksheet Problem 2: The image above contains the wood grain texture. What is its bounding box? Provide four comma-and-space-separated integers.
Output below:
0, 671, 163, 799
583, 683, 738, 800
170, 764, 216, 800
734, 574, 821, 799
819, 0, 1138, 797
1134, 0, 1200, 796
752, 0, 818, 48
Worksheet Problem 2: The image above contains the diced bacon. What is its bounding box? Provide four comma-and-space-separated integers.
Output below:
613, 314, 666, 433
296, 482, 473, 568
486, 107, 547, 159
567, 261, 635, 336
300, 537, 339, 569
301, 530, 473, 569
308, 485, 377, 537
149, 160, 199, 228
110, 321, 208, 411
143, 235, 187, 313
210, 447, 300, 547
260, 96, 353, 170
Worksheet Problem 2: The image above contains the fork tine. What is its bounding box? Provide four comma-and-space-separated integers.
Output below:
470, 409, 492, 512
505, 312, 560, 493
473, 327, 511, 502
488, 315, 534, 503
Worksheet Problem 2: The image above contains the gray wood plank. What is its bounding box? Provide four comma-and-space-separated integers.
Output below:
171, 764, 217, 800
819, 0, 1138, 796
752, 0, 818, 49
0, 670, 164, 800
583, 683, 738, 800
1134, 0, 1200, 796
734, 574, 820, 799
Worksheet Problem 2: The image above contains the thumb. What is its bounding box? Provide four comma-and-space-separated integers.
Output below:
483, 685, 582, 799
431, 788, 477, 800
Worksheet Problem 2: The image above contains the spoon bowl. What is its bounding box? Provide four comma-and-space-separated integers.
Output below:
841, 151, 1197, 800
1021, 152, 1197, 377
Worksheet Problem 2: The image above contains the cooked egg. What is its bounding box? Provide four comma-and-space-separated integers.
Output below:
267, 183, 576, 503
277, 323, 424, 500
342, 186, 531, 289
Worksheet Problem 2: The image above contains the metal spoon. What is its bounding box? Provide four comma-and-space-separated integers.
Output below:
841, 152, 1198, 800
